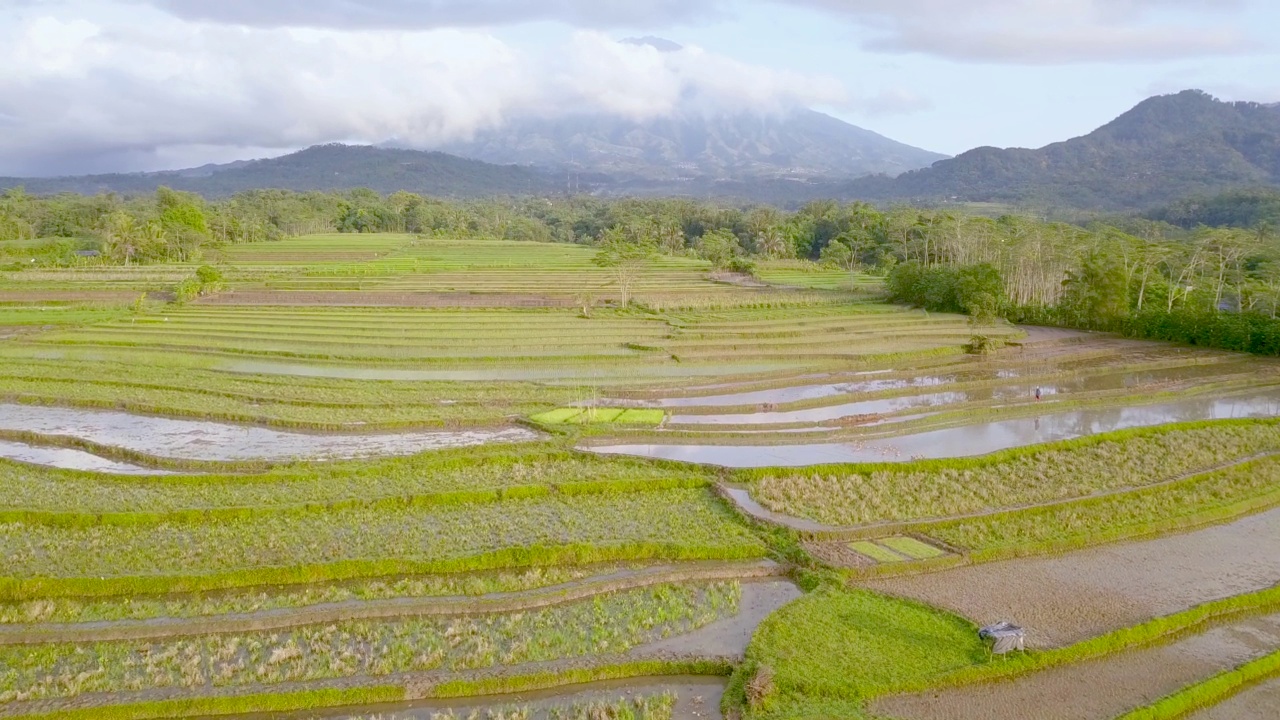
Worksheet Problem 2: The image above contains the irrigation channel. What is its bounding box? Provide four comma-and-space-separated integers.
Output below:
587, 387, 1280, 467
0, 404, 539, 462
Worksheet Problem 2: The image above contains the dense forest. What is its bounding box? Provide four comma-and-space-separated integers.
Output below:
3, 183, 1279, 353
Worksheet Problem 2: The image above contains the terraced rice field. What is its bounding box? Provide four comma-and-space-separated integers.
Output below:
6, 231, 1280, 719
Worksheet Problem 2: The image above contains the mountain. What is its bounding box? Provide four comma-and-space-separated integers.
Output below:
432, 109, 947, 182
848, 90, 1280, 210
0, 145, 559, 198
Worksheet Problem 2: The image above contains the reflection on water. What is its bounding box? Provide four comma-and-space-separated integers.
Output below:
0, 439, 171, 475
667, 362, 1254, 425
589, 390, 1280, 468
0, 404, 539, 462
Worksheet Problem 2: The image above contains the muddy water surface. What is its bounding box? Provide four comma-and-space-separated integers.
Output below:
0, 404, 539, 462
591, 388, 1280, 466
875, 613, 1280, 720
0, 439, 171, 475
867, 506, 1280, 648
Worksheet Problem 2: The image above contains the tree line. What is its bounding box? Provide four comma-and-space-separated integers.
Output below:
4, 185, 1279, 353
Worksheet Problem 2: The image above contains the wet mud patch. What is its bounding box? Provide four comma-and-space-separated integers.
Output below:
866, 506, 1280, 648
873, 613, 1280, 720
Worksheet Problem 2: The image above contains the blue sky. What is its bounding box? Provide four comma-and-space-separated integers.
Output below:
0, 0, 1276, 175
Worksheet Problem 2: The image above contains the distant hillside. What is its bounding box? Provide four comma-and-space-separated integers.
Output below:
849, 90, 1280, 210
1147, 187, 1280, 229
0, 145, 559, 198
433, 109, 947, 181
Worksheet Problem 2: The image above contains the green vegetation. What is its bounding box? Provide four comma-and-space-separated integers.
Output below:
0, 489, 766, 599
848, 541, 906, 563
0, 446, 712, 516
0, 565, 609, 625
928, 454, 1280, 557
878, 536, 945, 560
750, 421, 1280, 526
0, 583, 739, 703
739, 588, 986, 718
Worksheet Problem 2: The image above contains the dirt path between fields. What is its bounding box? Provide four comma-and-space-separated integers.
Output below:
866, 506, 1280, 648
201, 291, 575, 308
874, 612, 1280, 720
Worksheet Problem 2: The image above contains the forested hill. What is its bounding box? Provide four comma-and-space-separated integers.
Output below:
848, 90, 1280, 211
0, 145, 561, 198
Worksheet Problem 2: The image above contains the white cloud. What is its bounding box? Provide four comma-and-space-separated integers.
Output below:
0, 4, 845, 175
791, 0, 1257, 64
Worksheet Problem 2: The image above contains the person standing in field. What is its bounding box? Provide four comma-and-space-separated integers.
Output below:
1035, 387, 1042, 401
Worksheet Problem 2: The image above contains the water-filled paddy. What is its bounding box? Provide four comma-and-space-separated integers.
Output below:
874, 612, 1280, 720
867, 505, 1280, 647
0, 440, 169, 475
589, 388, 1280, 466
0, 404, 539, 462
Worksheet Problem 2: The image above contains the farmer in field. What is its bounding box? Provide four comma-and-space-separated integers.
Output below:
1035, 386, 1042, 401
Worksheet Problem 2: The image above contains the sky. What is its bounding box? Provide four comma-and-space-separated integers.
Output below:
1, 0, 1277, 176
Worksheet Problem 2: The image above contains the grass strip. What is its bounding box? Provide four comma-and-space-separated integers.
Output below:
849, 541, 907, 563
1114, 649, 1280, 720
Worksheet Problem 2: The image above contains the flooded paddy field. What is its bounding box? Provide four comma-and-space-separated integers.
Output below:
0, 439, 170, 475
589, 387, 1280, 467
873, 612, 1280, 720
866, 505, 1280, 647
0, 403, 538, 462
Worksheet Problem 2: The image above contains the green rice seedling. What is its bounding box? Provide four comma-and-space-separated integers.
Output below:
878, 537, 945, 560
849, 541, 907, 563
0, 489, 766, 599
0, 445, 714, 517
743, 588, 986, 707
929, 455, 1280, 557
750, 421, 1280, 527
0, 565, 615, 625
614, 409, 665, 425
0, 583, 740, 703
531, 408, 586, 424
